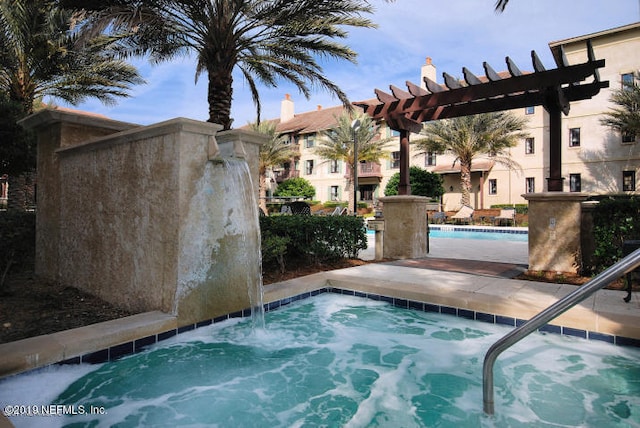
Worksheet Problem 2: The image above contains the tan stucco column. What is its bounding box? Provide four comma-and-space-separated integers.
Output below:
523, 192, 590, 274
379, 195, 429, 259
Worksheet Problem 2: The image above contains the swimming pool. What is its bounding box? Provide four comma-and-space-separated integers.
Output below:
429, 227, 528, 242
2, 293, 638, 427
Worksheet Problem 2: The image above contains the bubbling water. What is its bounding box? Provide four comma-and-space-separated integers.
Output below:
2, 294, 639, 427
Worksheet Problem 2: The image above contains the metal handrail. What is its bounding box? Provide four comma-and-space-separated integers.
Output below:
483, 247, 640, 415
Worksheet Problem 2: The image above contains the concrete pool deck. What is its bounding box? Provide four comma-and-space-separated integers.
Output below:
1, 236, 639, 382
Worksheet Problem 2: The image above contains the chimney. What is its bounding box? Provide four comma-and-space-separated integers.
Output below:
281, 94, 294, 122
317, 105, 322, 111
421, 56, 437, 90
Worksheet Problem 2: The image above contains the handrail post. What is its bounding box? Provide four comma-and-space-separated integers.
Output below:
482, 247, 640, 415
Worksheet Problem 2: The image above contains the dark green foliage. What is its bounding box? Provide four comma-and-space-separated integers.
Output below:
590, 197, 640, 273
260, 215, 367, 269
274, 177, 316, 199
0, 212, 36, 288
0, 95, 36, 176
384, 166, 444, 198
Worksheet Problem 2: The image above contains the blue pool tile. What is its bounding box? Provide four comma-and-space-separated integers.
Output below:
196, 319, 212, 328
213, 315, 228, 324
178, 324, 195, 334
110, 342, 134, 361
458, 309, 475, 320
616, 336, 640, 348
539, 324, 561, 334
496, 315, 515, 326
424, 303, 440, 313
408, 300, 424, 311
82, 349, 109, 364
158, 329, 177, 341
135, 335, 156, 352
393, 298, 409, 308
563, 327, 587, 339
441, 306, 457, 316
588, 331, 615, 344
476, 312, 495, 324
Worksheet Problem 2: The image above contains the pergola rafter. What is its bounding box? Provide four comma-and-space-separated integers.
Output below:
354, 40, 608, 194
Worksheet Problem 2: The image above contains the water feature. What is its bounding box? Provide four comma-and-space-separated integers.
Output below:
220, 158, 264, 328
2, 293, 638, 427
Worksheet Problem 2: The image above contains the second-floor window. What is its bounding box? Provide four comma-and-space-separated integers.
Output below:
525, 106, 535, 115
569, 128, 581, 147
330, 160, 339, 173
304, 133, 315, 148
391, 151, 400, 169
622, 131, 636, 144
305, 160, 314, 175
425, 151, 436, 166
622, 72, 635, 90
488, 179, 497, 195
525, 137, 535, 154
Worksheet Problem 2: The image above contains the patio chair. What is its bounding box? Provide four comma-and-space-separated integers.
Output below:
287, 201, 311, 215
451, 205, 474, 224
494, 208, 516, 226
431, 212, 446, 224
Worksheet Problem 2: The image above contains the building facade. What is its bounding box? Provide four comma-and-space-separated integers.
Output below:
266, 23, 640, 211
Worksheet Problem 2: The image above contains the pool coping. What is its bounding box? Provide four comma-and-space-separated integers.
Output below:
1, 263, 638, 381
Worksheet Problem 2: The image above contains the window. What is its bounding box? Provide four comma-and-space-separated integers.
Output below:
391, 151, 400, 169
525, 106, 535, 115
304, 133, 315, 148
388, 129, 400, 138
622, 131, 636, 144
569, 128, 581, 147
622, 73, 635, 90
330, 160, 339, 173
330, 185, 339, 201
305, 160, 314, 175
569, 173, 581, 192
623, 171, 636, 191
488, 179, 497, 195
525, 137, 535, 154
526, 177, 535, 193
425, 151, 436, 166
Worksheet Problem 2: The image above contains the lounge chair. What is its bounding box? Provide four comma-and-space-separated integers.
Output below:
451, 205, 473, 224
330, 206, 348, 216
494, 208, 515, 226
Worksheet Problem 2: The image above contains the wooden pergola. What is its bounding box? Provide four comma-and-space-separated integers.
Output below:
354, 40, 608, 194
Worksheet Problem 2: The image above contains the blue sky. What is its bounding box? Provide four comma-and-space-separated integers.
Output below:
61, 0, 640, 127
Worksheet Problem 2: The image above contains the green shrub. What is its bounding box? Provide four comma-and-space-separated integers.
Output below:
274, 177, 316, 199
260, 215, 367, 267
384, 166, 444, 198
590, 196, 640, 273
0, 211, 35, 288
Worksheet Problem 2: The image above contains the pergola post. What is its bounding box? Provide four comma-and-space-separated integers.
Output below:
399, 129, 411, 195
547, 105, 564, 191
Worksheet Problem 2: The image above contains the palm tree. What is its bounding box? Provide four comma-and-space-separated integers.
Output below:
494, 0, 509, 12
0, 0, 144, 210
315, 111, 391, 214
248, 120, 297, 213
415, 112, 528, 207
59, 0, 376, 130
600, 72, 640, 139
1, 0, 144, 116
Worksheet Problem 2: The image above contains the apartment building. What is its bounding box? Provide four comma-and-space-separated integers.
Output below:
267, 22, 640, 211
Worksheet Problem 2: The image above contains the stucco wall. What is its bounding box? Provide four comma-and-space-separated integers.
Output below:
21, 111, 266, 326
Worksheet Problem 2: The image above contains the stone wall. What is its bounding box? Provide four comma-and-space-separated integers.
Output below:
20, 110, 265, 326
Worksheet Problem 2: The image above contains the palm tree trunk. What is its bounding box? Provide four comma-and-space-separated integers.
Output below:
460, 162, 472, 207
6, 170, 36, 212
207, 67, 234, 130
258, 173, 268, 214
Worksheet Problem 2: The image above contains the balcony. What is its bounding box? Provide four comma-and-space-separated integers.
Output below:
346, 162, 383, 179
274, 169, 300, 183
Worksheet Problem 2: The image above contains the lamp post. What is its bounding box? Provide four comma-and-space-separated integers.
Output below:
351, 119, 361, 215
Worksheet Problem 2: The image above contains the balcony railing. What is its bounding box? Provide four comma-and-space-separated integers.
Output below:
274, 169, 300, 183
346, 162, 383, 179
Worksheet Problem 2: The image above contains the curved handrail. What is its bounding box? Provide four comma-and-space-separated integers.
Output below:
483, 247, 640, 415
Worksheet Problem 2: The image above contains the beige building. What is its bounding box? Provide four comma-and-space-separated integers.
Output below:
266, 22, 640, 211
